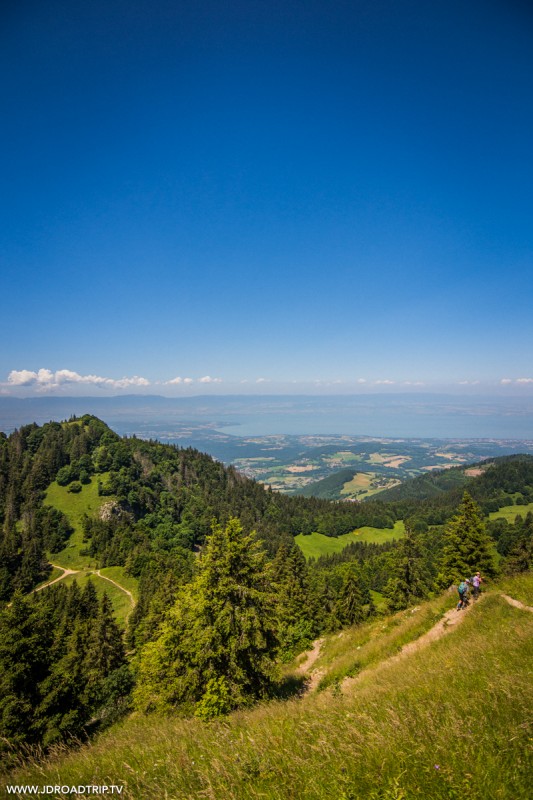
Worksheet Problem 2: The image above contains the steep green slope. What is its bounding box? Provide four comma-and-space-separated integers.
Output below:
8, 575, 533, 800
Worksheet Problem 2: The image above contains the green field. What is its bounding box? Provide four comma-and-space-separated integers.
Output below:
295, 520, 405, 559
44, 474, 114, 569
41, 475, 137, 624
489, 502, 533, 522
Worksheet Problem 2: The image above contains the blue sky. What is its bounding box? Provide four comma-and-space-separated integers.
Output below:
1, 0, 532, 397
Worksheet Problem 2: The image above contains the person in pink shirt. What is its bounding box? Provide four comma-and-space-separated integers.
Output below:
472, 572, 482, 600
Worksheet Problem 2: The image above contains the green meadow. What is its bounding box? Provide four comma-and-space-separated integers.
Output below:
44, 475, 114, 569
296, 520, 405, 559
488, 502, 533, 522
41, 476, 137, 625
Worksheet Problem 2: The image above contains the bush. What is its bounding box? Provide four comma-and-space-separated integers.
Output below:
68, 482, 82, 494
56, 465, 73, 486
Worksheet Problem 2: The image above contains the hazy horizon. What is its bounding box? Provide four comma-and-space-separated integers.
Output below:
1, 392, 532, 440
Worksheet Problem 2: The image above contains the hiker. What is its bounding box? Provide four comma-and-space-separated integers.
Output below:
456, 579, 470, 610
472, 572, 482, 600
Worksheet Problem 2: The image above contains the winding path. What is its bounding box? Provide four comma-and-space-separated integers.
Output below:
95, 569, 135, 607
33, 564, 136, 610
298, 597, 493, 694
34, 564, 79, 592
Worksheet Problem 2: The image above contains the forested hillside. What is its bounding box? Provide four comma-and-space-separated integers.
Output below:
1, 416, 532, 769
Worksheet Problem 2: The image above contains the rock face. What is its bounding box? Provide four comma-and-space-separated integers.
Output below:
98, 500, 126, 521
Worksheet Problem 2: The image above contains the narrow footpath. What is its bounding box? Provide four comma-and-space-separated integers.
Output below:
32, 564, 136, 610
95, 569, 135, 608
34, 565, 79, 592
299, 591, 533, 694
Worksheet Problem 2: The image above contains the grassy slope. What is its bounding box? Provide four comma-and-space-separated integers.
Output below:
42, 476, 138, 625
296, 521, 405, 559
44, 476, 112, 569
9, 576, 533, 799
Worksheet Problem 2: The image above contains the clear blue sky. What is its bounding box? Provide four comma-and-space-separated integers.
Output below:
1, 0, 532, 396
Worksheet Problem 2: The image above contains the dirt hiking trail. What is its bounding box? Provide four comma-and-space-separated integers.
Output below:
298, 638, 325, 692
34, 565, 79, 592
95, 569, 135, 607
501, 593, 533, 613
33, 565, 135, 609
340, 600, 478, 692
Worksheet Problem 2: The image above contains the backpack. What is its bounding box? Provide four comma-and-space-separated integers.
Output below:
458, 581, 467, 595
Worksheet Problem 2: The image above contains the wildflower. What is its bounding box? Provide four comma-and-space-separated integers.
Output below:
434, 765, 440, 771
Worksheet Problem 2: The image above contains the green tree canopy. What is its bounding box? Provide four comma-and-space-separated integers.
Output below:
134, 518, 279, 718
383, 526, 429, 611
437, 492, 496, 588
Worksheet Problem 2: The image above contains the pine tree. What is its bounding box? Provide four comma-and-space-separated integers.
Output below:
270, 541, 314, 658
134, 518, 279, 718
83, 593, 128, 713
384, 526, 429, 611
335, 568, 365, 626
0, 594, 53, 750
437, 492, 496, 588
36, 620, 92, 745
85, 594, 125, 679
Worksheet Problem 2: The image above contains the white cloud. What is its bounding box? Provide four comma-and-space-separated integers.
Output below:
356, 378, 367, 384
165, 376, 184, 385
183, 377, 194, 384
6, 368, 150, 391
256, 377, 270, 383
375, 379, 395, 385
500, 378, 513, 385
199, 376, 222, 384
517, 377, 533, 384
7, 369, 39, 386
458, 380, 480, 386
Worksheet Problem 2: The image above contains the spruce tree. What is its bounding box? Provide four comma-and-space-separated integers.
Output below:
270, 541, 314, 658
134, 518, 278, 718
437, 492, 496, 588
335, 568, 365, 627
384, 526, 429, 611
0, 594, 52, 749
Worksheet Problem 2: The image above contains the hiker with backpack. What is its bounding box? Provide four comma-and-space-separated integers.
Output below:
456, 579, 470, 610
471, 572, 482, 600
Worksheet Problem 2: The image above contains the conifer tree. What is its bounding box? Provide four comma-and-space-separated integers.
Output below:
270, 541, 314, 658
79, 579, 99, 618
437, 492, 496, 588
335, 568, 365, 626
83, 593, 128, 713
384, 526, 429, 611
36, 620, 92, 745
85, 594, 126, 679
134, 518, 278, 718
0, 594, 52, 749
